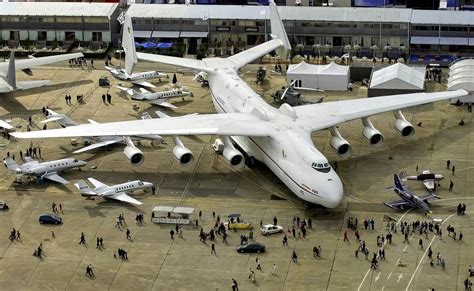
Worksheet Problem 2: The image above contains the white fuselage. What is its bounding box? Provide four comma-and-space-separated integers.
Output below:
99, 180, 152, 196
205, 62, 343, 207
19, 158, 86, 176
109, 68, 167, 82
132, 89, 191, 101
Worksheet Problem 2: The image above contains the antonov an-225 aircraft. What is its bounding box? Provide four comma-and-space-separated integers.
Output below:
12, 2, 468, 208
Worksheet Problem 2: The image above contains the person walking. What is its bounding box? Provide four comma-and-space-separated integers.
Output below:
170, 229, 175, 240
79, 232, 86, 245
292, 251, 298, 263
449, 180, 454, 192
270, 263, 277, 275
211, 243, 216, 255
452, 165, 456, 175
419, 238, 423, 249
126, 228, 131, 240
344, 230, 349, 242
446, 160, 451, 169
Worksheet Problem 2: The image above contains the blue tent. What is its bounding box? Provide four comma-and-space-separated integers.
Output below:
156, 42, 173, 49
135, 42, 143, 48
140, 41, 158, 49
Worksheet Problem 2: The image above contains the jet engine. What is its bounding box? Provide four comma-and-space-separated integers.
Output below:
362, 118, 384, 147
123, 144, 145, 166
393, 110, 415, 138
172, 136, 194, 166
222, 137, 244, 167
329, 127, 351, 157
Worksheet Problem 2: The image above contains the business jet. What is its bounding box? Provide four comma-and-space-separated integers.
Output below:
384, 174, 440, 213
11, 2, 468, 208
75, 178, 153, 205
0, 51, 83, 93
4, 157, 86, 184
400, 170, 444, 191
41, 109, 164, 165
116, 85, 192, 109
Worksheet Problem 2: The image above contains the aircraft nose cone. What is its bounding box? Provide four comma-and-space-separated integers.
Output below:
319, 172, 344, 208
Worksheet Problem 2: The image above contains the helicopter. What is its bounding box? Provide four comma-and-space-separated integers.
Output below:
271, 80, 324, 106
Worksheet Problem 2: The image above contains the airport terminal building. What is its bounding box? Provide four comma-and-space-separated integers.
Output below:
1, 2, 474, 58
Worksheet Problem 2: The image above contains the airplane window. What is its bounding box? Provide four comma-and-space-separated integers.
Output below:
311, 162, 331, 173
74, 159, 78, 163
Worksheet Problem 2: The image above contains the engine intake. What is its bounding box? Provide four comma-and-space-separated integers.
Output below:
124, 144, 145, 166
329, 127, 351, 157
172, 136, 194, 166
394, 110, 415, 138
222, 137, 244, 167
362, 118, 384, 147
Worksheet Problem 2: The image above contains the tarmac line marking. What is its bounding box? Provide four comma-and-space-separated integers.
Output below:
403, 245, 408, 252
395, 258, 400, 266
375, 272, 381, 282
357, 209, 411, 291
381, 286, 385, 291
397, 273, 403, 283
404, 213, 455, 291
387, 272, 392, 280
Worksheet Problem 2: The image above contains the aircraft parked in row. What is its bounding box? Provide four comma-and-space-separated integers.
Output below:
4, 157, 86, 184
0, 51, 83, 93
116, 85, 192, 109
384, 174, 440, 213
41, 109, 163, 166
12, 2, 468, 208
75, 178, 153, 205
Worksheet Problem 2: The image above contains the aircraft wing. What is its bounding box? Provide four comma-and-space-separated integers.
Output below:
87, 177, 108, 189
423, 180, 435, 190
0, 77, 14, 93
44, 173, 69, 184
293, 90, 468, 132
226, 39, 284, 69
23, 156, 36, 163
150, 100, 177, 109
418, 192, 440, 202
132, 79, 156, 88
73, 139, 122, 153
137, 52, 210, 73
384, 199, 411, 210
12, 113, 272, 139
0, 53, 83, 74
0, 119, 13, 130
111, 192, 143, 205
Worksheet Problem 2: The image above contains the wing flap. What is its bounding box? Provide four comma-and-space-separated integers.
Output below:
384, 199, 410, 209
44, 173, 69, 184
87, 177, 108, 189
12, 113, 272, 139
132, 80, 155, 88
111, 193, 143, 205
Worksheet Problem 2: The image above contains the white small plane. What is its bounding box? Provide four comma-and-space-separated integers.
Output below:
4, 157, 86, 184
12, 2, 468, 208
0, 51, 83, 93
41, 109, 163, 165
105, 66, 168, 88
75, 178, 154, 205
117, 85, 193, 109
400, 170, 444, 191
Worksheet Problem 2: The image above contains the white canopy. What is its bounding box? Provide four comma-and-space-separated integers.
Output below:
286, 61, 349, 91
448, 59, 474, 91
370, 63, 425, 90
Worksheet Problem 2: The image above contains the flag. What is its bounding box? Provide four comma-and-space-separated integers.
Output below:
117, 12, 125, 25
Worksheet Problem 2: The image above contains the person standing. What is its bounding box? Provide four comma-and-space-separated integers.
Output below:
273, 216, 278, 225
170, 230, 175, 240
270, 263, 277, 275
126, 228, 131, 240
292, 251, 298, 263
211, 243, 216, 255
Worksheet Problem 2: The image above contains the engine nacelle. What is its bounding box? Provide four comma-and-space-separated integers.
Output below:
223, 147, 244, 167
172, 145, 194, 165
393, 110, 415, 138
123, 145, 145, 166
329, 127, 351, 157
362, 118, 384, 147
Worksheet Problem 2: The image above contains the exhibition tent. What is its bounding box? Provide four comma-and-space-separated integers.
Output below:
286, 61, 349, 91
368, 63, 425, 97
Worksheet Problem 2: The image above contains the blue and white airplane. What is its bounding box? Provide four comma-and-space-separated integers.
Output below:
384, 174, 440, 213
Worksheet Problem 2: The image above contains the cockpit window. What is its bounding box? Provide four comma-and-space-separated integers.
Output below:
73, 159, 78, 163
311, 162, 331, 173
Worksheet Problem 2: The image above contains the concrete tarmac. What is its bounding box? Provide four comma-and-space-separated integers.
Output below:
0, 59, 472, 290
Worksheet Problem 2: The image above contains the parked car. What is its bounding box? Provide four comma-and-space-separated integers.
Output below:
260, 224, 283, 235
0, 201, 9, 210
39, 213, 62, 225
237, 243, 265, 254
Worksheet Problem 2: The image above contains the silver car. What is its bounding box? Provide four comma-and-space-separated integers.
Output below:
260, 224, 283, 235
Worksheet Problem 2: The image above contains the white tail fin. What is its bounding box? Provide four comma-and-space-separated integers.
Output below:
4, 157, 20, 172
122, 14, 138, 76
75, 180, 95, 196
269, 1, 291, 60
43, 109, 78, 127
7, 51, 16, 89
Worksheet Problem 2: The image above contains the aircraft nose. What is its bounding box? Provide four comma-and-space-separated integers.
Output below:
319, 172, 344, 208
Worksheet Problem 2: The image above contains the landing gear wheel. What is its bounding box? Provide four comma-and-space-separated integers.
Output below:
245, 156, 256, 168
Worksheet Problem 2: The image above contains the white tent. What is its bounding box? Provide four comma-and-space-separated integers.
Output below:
447, 59, 474, 104
370, 63, 425, 90
286, 61, 350, 91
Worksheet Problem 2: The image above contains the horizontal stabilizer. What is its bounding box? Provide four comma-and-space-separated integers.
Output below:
16, 80, 52, 91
